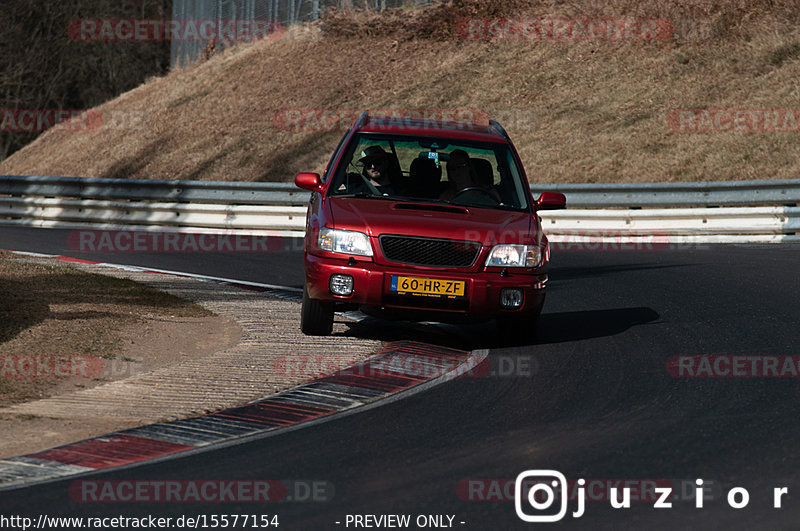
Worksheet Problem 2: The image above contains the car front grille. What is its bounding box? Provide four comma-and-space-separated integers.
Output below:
379, 235, 481, 268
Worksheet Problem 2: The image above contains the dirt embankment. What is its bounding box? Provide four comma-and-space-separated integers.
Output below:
0, 254, 381, 459
2, 0, 799, 183
0, 252, 239, 409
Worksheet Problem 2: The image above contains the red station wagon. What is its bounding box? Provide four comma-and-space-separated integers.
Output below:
294, 111, 566, 336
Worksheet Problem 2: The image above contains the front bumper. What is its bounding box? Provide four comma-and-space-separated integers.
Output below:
305, 253, 547, 316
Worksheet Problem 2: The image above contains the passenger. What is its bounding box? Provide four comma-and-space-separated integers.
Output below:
471, 157, 502, 203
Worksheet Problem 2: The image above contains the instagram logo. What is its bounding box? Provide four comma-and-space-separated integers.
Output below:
510, 470, 789, 521
515, 470, 576, 523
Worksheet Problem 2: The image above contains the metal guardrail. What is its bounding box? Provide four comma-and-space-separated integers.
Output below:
0, 175, 308, 205
1, 175, 799, 242
535, 178, 800, 208
537, 178, 800, 243
539, 206, 800, 244
4, 175, 799, 207
0, 175, 308, 234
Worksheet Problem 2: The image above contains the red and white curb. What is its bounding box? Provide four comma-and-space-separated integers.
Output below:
0, 341, 486, 490
0, 251, 487, 490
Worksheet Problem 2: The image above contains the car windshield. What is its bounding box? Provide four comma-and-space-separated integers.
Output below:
328, 134, 529, 211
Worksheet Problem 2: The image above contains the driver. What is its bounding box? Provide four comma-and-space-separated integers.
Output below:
439, 149, 474, 201
439, 149, 478, 201
354, 145, 395, 195
439, 149, 501, 203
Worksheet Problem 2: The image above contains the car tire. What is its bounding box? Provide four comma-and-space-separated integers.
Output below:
301, 285, 334, 336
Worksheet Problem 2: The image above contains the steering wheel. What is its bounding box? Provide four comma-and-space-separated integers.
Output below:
451, 186, 500, 203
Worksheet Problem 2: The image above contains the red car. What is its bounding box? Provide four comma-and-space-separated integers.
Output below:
294, 111, 566, 336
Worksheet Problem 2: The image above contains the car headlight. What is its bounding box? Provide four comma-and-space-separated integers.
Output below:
485, 244, 541, 268
319, 228, 373, 257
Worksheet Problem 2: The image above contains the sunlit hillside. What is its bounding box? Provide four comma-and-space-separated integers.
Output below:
2, 0, 799, 183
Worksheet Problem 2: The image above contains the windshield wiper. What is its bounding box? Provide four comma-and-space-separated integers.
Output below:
335, 192, 395, 200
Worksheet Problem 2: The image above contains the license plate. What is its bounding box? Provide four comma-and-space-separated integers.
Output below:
390, 275, 466, 298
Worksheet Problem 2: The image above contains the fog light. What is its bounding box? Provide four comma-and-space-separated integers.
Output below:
500, 288, 523, 309
329, 274, 354, 296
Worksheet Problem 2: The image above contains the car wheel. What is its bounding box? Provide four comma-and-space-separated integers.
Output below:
496, 314, 540, 342
301, 285, 334, 336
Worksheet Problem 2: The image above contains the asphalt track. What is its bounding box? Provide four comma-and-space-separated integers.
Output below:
1, 226, 799, 529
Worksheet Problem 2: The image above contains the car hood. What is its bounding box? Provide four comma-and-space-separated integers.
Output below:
326, 197, 537, 245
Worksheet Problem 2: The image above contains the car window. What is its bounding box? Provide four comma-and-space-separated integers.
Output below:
328, 134, 529, 211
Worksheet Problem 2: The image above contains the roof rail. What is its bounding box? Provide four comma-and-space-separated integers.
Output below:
488, 119, 510, 141
354, 110, 369, 130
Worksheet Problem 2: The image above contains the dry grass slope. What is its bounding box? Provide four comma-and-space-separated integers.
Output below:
1, 0, 799, 183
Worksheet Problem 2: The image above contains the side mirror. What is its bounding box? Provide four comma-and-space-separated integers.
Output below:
536, 192, 566, 210
295, 172, 324, 193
